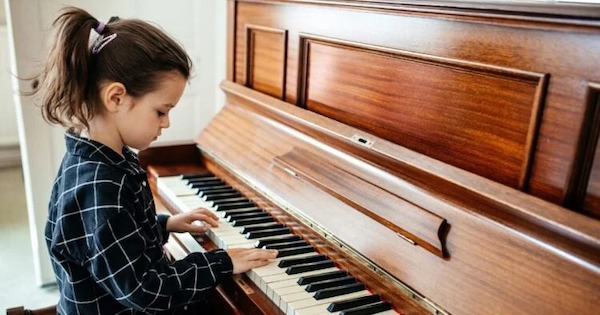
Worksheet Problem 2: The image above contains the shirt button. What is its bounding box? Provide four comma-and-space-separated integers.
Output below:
142, 181, 147, 187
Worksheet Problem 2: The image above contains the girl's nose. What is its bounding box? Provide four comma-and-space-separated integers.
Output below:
161, 116, 170, 128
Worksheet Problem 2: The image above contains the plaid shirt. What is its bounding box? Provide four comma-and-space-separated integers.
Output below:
45, 132, 233, 314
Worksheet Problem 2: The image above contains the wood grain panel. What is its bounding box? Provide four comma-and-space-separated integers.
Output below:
567, 83, 600, 218
233, 0, 600, 210
274, 147, 449, 258
299, 37, 546, 190
245, 25, 287, 99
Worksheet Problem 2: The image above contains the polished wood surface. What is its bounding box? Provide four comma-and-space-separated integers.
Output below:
143, 1, 600, 314
232, 0, 600, 217
5, 306, 56, 315
193, 80, 599, 314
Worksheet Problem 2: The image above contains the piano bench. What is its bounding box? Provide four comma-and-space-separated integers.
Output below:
5, 305, 56, 315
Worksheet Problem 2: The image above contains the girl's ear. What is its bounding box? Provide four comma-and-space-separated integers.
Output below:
102, 82, 127, 112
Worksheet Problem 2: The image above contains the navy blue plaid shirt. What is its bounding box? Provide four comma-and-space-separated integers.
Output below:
45, 132, 233, 314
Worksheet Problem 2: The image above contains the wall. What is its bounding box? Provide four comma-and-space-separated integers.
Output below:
0, 24, 20, 167
5, 0, 226, 285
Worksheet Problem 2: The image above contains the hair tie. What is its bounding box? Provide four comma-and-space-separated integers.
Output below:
94, 22, 105, 35
91, 33, 117, 54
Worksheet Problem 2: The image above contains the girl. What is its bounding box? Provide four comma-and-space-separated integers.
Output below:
34, 6, 278, 314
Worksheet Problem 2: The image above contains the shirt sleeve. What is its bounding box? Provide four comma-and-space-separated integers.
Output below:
88, 209, 233, 312
156, 213, 170, 244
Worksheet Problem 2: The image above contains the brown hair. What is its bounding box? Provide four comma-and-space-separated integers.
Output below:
33, 6, 192, 130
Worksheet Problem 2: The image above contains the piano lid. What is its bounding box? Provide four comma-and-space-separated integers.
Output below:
193, 1, 600, 314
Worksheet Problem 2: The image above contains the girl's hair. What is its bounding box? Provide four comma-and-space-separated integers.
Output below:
33, 6, 192, 130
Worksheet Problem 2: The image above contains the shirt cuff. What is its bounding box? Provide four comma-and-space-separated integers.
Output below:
211, 249, 234, 279
157, 214, 170, 244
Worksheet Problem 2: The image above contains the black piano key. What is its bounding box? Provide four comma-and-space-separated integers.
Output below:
314, 282, 366, 300
223, 208, 263, 218
197, 187, 235, 196
227, 212, 270, 222
306, 275, 356, 292
264, 240, 309, 250
286, 260, 335, 275
189, 179, 224, 187
339, 301, 392, 315
182, 174, 214, 180
232, 216, 274, 227
186, 175, 220, 181
214, 201, 256, 211
245, 228, 291, 239
212, 197, 249, 205
203, 191, 243, 201
277, 245, 315, 258
297, 270, 348, 285
327, 295, 382, 312
240, 223, 285, 234
255, 235, 302, 248
278, 253, 328, 268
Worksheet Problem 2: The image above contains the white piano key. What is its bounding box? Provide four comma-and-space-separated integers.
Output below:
176, 188, 198, 196
289, 290, 371, 315
163, 240, 188, 260
172, 232, 206, 253
263, 267, 341, 309
251, 252, 321, 279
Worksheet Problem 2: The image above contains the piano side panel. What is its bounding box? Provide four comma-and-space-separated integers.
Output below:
232, 0, 600, 215
196, 88, 600, 315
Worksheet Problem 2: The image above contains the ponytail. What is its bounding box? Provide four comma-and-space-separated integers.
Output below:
38, 7, 98, 130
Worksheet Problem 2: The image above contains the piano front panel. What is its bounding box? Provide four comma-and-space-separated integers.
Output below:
297, 36, 544, 190
232, 0, 600, 214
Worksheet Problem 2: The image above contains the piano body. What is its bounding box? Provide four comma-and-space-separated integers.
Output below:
139, 1, 600, 314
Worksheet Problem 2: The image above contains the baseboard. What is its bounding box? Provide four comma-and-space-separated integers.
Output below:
0, 144, 21, 168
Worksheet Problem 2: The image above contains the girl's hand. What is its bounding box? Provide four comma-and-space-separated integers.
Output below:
226, 248, 279, 274
165, 208, 219, 234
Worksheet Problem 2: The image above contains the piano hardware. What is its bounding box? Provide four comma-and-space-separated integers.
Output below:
141, 1, 600, 314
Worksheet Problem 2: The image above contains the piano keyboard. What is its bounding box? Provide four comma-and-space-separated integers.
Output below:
157, 173, 398, 315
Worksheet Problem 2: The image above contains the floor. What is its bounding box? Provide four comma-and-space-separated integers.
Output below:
0, 166, 59, 311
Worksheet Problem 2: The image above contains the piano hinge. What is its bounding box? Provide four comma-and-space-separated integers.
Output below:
282, 167, 298, 178
424, 298, 451, 315
397, 232, 416, 245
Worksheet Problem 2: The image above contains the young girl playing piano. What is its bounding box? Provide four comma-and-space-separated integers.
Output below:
34, 6, 277, 314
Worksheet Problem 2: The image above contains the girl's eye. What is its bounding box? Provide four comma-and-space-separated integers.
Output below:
157, 111, 166, 117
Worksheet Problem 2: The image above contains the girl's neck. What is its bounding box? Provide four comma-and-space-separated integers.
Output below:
85, 117, 125, 156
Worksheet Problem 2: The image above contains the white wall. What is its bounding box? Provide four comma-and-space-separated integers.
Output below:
0, 26, 18, 147
5, 0, 226, 286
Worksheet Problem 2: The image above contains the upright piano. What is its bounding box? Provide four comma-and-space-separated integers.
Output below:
140, 1, 600, 314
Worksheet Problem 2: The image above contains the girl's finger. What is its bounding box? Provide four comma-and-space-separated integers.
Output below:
192, 208, 218, 220
192, 213, 219, 227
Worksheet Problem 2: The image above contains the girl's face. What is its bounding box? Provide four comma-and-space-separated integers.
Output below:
116, 72, 187, 151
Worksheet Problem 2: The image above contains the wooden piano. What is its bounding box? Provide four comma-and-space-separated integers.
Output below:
139, 1, 600, 314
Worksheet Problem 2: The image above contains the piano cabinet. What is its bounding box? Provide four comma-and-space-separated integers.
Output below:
141, 1, 600, 314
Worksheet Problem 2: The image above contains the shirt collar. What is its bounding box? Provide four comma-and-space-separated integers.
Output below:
65, 131, 145, 176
